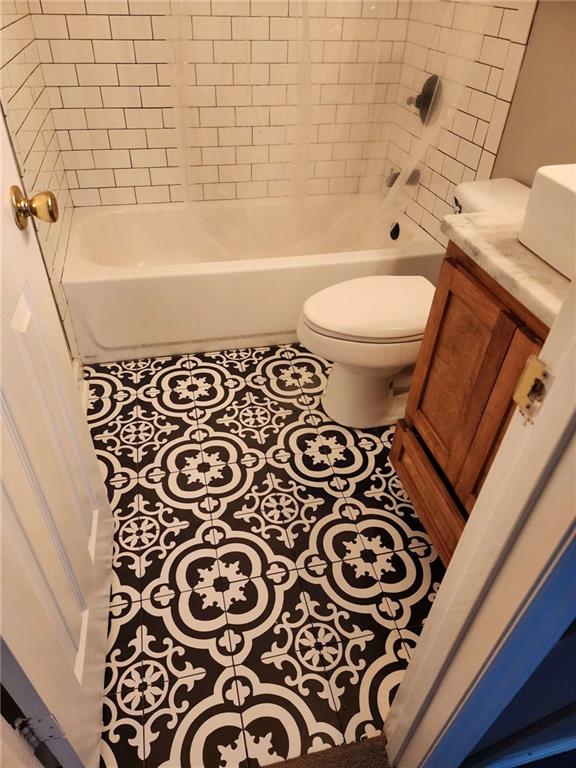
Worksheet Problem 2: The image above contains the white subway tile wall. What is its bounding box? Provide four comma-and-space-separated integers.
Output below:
1, 0, 79, 357
4, 0, 536, 251
31, 0, 413, 205
392, 0, 537, 245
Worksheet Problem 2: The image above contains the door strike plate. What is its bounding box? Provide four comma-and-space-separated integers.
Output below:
513, 355, 550, 424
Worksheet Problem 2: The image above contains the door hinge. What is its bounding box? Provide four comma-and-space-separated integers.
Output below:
15, 714, 65, 748
513, 355, 551, 425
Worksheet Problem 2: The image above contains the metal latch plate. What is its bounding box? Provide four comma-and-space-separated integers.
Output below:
513, 355, 550, 424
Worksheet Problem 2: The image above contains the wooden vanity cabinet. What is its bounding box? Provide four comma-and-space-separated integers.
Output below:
390, 242, 547, 566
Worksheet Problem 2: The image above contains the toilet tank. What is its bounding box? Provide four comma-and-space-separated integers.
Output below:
453, 178, 530, 215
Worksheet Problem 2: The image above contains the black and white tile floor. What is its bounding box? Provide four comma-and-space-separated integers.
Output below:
88, 344, 444, 768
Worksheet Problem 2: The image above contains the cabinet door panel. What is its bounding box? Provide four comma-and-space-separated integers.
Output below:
390, 420, 465, 566
407, 260, 517, 483
456, 326, 542, 511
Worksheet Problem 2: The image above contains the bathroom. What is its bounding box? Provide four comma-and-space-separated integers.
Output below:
1, 0, 575, 767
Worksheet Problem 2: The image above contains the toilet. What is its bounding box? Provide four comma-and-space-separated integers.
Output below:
298, 178, 532, 429
297, 275, 435, 428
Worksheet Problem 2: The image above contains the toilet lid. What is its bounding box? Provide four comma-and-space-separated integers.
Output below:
302, 276, 436, 342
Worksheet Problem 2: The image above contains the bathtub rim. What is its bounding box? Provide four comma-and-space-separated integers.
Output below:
63, 202, 436, 284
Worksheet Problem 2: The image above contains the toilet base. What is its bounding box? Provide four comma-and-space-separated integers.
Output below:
321, 363, 409, 428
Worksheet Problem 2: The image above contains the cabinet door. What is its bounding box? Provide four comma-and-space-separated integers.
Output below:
406, 259, 518, 486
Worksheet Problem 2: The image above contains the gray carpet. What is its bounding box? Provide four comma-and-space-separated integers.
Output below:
278, 736, 391, 768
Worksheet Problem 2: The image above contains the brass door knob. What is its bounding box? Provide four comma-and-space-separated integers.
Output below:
10, 185, 59, 230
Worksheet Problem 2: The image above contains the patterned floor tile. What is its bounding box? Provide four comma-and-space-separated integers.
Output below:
268, 442, 335, 483
245, 351, 309, 405
298, 556, 397, 633
140, 603, 233, 678
142, 668, 249, 768
110, 482, 152, 597
112, 529, 144, 595
215, 517, 298, 582
90, 399, 143, 473
114, 508, 195, 589
92, 405, 192, 477
109, 570, 141, 609
100, 689, 145, 768
131, 482, 213, 531
95, 448, 139, 510
259, 414, 388, 502
186, 358, 246, 421
201, 384, 309, 455
295, 498, 384, 571
186, 444, 268, 515
111, 481, 216, 597
220, 572, 311, 665
141, 580, 233, 666
90, 344, 443, 768
281, 344, 332, 411
300, 576, 391, 642
86, 395, 137, 429
84, 371, 137, 407
304, 404, 392, 450
137, 358, 195, 395
215, 464, 352, 570
328, 629, 410, 743
398, 626, 423, 660
105, 598, 142, 684
138, 431, 209, 502
84, 355, 193, 396
344, 496, 432, 554
310, 426, 389, 498
104, 653, 246, 768
138, 379, 198, 422
236, 656, 343, 765
137, 517, 223, 598
192, 345, 289, 378
374, 543, 445, 631
110, 481, 141, 535
342, 458, 430, 538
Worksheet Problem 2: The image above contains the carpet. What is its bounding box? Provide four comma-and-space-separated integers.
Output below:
277, 736, 391, 768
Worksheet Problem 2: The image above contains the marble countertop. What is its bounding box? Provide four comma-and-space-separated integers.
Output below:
441, 212, 570, 328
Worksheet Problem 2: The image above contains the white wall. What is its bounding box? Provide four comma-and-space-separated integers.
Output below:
493, 0, 576, 186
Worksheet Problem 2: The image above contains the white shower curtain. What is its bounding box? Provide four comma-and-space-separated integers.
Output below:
166, 0, 489, 258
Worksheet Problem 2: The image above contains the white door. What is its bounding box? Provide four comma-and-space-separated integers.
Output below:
1, 116, 112, 768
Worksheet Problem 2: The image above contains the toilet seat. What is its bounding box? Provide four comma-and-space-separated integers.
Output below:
301, 275, 435, 344
301, 317, 424, 344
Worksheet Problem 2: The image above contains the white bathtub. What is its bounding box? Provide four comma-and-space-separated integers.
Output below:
63, 194, 443, 363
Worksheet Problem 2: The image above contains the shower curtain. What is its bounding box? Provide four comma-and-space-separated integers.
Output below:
167, 0, 489, 257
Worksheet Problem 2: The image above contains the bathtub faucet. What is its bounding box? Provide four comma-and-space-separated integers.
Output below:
386, 168, 421, 188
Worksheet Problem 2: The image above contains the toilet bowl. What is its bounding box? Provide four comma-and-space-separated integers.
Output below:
297, 275, 435, 428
